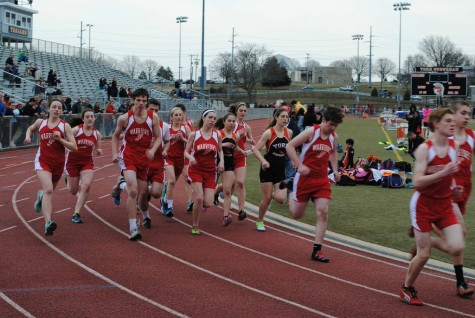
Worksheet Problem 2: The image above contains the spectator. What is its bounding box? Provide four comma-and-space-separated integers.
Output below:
34, 80, 46, 95
119, 86, 128, 98
0, 93, 6, 117
17, 50, 28, 63
64, 97, 72, 114
72, 97, 84, 114
296, 108, 305, 131
5, 55, 13, 66
38, 99, 48, 117
303, 104, 319, 129
104, 100, 117, 135
93, 101, 103, 113
118, 99, 129, 113
3, 94, 10, 113
99, 77, 108, 90
107, 79, 118, 100
84, 98, 93, 110
22, 98, 41, 117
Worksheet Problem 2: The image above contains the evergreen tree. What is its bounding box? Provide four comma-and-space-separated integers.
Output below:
261, 56, 291, 87
138, 71, 147, 80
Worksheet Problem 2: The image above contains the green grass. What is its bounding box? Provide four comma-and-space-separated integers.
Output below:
245, 117, 475, 268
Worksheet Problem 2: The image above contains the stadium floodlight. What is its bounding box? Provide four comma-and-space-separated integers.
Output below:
176, 16, 188, 81
86, 24, 94, 60
393, 2, 411, 108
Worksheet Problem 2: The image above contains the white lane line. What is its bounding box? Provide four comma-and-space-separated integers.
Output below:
84, 203, 336, 318
98, 194, 110, 199
12, 176, 188, 318
0, 226, 17, 233
54, 208, 70, 215
0, 171, 29, 177
0, 161, 33, 171
0, 291, 35, 318
3, 184, 18, 188
94, 178, 104, 181
152, 202, 475, 318
15, 198, 29, 203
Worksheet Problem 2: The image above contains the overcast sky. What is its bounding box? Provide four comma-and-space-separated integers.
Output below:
31, 0, 474, 80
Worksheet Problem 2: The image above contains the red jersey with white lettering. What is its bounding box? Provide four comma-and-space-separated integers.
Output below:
168, 124, 187, 158
453, 128, 474, 183
417, 139, 457, 199
150, 120, 170, 170
191, 129, 219, 173
35, 119, 66, 170
119, 109, 154, 164
233, 121, 247, 158
299, 125, 336, 179
66, 124, 98, 166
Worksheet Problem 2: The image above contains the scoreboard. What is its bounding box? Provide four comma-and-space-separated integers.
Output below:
411, 72, 468, 97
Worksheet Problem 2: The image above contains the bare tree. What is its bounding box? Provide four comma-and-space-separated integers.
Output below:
418, 35, 469, 67
349, 56, 369, 83
122, 55, 142, 79
329, 59, 352, 69
306, 59, 321, 69
211, 52, 234, 84
404, 54, 427, 73
373, 58, 396, 88
233, 43, 270, 102
143, 59, 160, 80
291, 58, 301, 68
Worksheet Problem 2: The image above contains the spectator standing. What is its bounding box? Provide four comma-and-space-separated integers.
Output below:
108, 78, 118, 100
63, 97, 72, 114
72, 98, 84, 115
119, 87, 128, 98
303, 104, 319, 129
104, 100, 117, 136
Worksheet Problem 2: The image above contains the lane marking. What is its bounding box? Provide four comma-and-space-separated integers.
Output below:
84, 204, 336, 318
0, 291, 35, 318
0, 226, 17, 233
2, 285, 116, 294
13, 178, 188, 318
15, 198, 29, 203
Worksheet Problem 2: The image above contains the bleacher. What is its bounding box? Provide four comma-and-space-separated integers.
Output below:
0, 46, 208, 110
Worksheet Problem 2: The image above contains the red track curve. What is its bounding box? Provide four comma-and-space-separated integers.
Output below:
1, 119, 474, 317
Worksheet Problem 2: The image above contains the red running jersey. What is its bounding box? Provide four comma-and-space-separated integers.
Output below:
299, 125, 336, 179
119, 109, 154, 163
168, 124, 187, 158
67, 124, 98, 166
35, 119, 66, 167
191, 129, 219, 172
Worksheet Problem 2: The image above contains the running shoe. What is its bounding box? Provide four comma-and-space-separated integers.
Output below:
111, 176, 125, 206
160, 197, 174, 217
45, 220, 57, 236
142, 217, 152, 229
456, 282, 474, 298
222, 215, 232, 226
213, 194, 219, 205
34, 190, 43, 213
400, 286, 423, 305
279, 177, 294, 190
128, 229, 142, 241
256, 220, 266, 232
191, 227, 201, 235
311, 251, 330, 263
71, 213, 83, 224
186, 200, 194, 213
238, 210, 247, 221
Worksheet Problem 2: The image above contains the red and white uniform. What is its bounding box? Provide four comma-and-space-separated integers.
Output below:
452, 128, 475, 215
188, 129, 219, 189
293, 125, 335, 202
165, 124, 187, 177
118, 109, 154, 181
34, 119, 66, 183
65, 124, 98, 177
233, 121, 248, 168
183, 118, 193, 165
147, 120, 170, 183
409, 139, 459, 232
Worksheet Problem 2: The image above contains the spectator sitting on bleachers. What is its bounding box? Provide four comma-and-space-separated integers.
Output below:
17, 50, 28, 63
99, 77, 108, 90
38, 99, 48, 116
5, 55, 13, 66
64, 97, 72, 114
34, 80, 46, 95
118, 99, 129, 113
119, 86, 128, 98
22, 98, 41, 117
84, 98, 93, 110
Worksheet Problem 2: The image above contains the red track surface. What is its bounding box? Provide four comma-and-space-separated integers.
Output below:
1, 118, 474, 317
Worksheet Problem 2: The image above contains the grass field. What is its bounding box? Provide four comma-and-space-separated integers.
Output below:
245, 116, 475, 268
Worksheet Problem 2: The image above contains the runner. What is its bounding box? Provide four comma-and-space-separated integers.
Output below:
24, 99, 77, 236
400, 108, 465, 305
185, 109, 224, 234
111, 88, 162, 240
138, 98, 170, 228
65, 109, 103, 224
284, 106, 343, 262
175, 103, 195, 213
161, 106, 191, 217
213, 113, 246, 226
251, 108, 292, 231
232, 102, 255, 221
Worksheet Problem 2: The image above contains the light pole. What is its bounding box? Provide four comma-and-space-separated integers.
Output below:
194, 56, 199, 83
352, 34, 363, 105
352, 34, 363, 83
176, 16, 188, 81
394, 2, 411, 108
86, 23, 93, 60
200, 0, 206, 97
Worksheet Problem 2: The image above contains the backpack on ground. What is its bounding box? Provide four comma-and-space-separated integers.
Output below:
381, 173, 404, 188
337, 171, 356, 186
395, 161, 412, 173
381, 159, 396, 170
